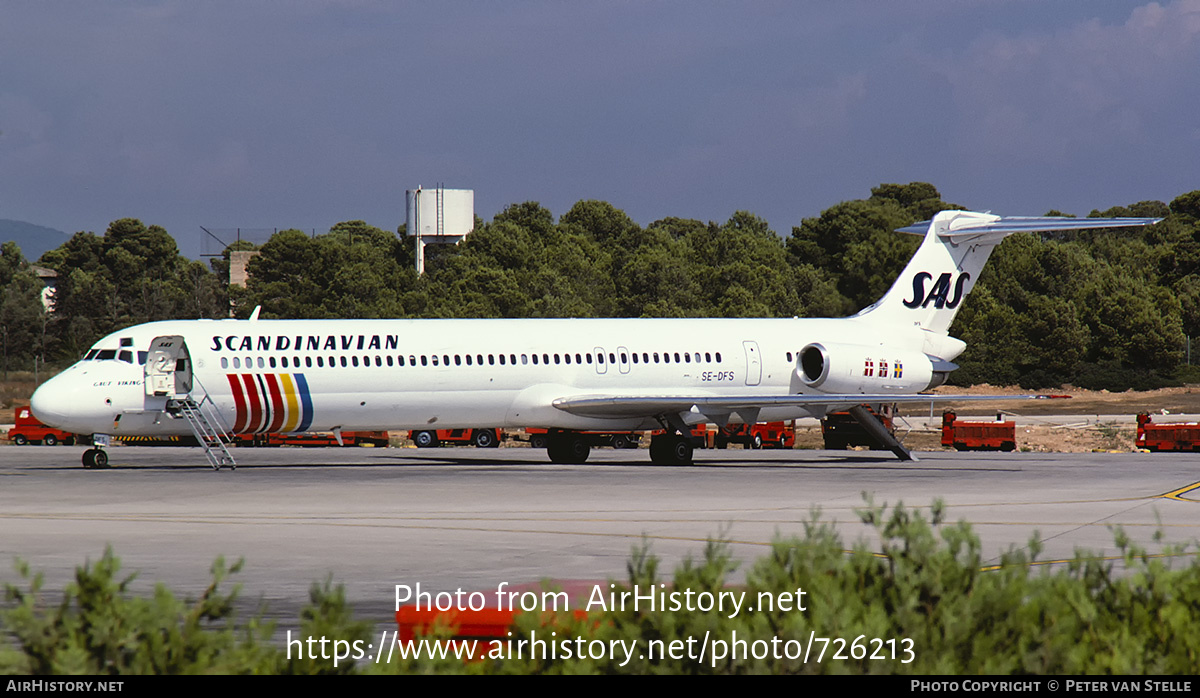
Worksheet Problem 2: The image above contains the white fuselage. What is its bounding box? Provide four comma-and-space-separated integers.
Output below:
31, 315, 932, 437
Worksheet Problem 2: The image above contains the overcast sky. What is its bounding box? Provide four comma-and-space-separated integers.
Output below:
2, 1, 1198, 257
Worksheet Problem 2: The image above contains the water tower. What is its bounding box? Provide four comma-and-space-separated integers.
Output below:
405, 186, 474, 274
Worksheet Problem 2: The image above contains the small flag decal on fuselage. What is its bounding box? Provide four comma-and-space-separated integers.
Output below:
226, 373, 314, 433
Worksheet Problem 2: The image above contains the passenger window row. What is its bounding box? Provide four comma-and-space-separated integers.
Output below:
216, 350, 725, 371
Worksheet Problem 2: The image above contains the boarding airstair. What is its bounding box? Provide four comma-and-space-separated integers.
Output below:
146, 335, 237, 470
168, 393, 236, 470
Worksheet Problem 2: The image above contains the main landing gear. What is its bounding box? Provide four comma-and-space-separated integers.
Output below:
649, 432, 694, 466
541, 427, 698, 465
546, 432, 591, 464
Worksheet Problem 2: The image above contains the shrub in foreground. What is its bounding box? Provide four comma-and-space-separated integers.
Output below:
4, 501, 1198, 674
0, 548, 367, 674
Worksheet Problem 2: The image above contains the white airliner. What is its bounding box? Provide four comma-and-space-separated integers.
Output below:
30, 210, 1158, 469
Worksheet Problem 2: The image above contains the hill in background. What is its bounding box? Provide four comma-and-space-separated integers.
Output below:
0, 219, 70, 262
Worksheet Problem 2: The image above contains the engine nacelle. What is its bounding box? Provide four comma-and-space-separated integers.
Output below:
797, 342, 945, 394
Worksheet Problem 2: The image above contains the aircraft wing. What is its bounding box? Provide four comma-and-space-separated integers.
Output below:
552, 392, 1053, 420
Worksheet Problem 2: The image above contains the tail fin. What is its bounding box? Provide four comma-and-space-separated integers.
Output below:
855, 210, 1161, 334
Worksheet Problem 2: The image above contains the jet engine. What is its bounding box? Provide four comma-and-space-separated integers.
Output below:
797, 342, 949, 394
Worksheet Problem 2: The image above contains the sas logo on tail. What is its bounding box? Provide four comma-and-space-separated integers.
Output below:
902, 272, 971, 310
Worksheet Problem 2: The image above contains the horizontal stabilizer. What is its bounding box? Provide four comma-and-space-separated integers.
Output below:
857, 210, 1163, 335
896, 215, 1162, 238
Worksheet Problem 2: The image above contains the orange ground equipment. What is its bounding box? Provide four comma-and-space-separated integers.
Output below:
232, 431, 390, 447
409, 428, 503, 448
821, 406, 895, 450
395, 580, 595, 662
941, 410, 1016, 451
1135, 413, 1200, 452
714, 421, 795, 449
523, 427, 641, 449
7, 406, 78, 446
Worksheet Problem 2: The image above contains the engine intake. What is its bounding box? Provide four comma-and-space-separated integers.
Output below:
797, 342, 945, 394
799, 344, 831, 387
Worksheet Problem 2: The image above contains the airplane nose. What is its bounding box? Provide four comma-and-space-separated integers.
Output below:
30, 377, 72, 428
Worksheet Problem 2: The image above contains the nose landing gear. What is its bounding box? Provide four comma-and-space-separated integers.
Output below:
82, 434, 111, 469
82, 448, 110, 469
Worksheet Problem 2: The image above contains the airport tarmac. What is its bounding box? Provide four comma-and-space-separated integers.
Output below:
1, 444, 1198, 630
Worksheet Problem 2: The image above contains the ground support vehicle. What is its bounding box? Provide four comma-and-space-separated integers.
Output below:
940, 410, 1016, 451
114, 435, 199, 446
7, 406, 78, 446
821, 406, 895, 450
1135, 413, 1200, 452
522, 427, 641, 449
649, 424, 713, 448
233, 431, 390, 447
409, 428, 503, 448
396, 581, 593, 662
714, 421, 795, 449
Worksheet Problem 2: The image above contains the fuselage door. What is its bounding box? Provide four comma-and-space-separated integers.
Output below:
617, 345, 631, 375
144, 335, 193, 398
743, 340, 762, 386
594, 346, 608, 374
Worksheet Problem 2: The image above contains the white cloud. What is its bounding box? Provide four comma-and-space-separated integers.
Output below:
945, 0, 1200, 161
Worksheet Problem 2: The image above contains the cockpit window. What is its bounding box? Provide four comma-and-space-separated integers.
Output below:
138, 351, 148, 365
84, 350, 99, 360
118, 351, 133, 364
97, 349, 117, 360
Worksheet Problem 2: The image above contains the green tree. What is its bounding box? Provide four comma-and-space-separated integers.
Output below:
0, 267, 48, 376
614, 235, 707, 317
786, 182, 956, 310
1075, 268, 1184, 387
0, 241, 26, 288
493, 201, 555, 238
242, 223, 420, 319
36, 220, 229, 362
560, 199, 639, 246
700, 212, 800, 318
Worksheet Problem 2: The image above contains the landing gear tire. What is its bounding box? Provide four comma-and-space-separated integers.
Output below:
43, 434, 57, 446
471, 429, 498, 448
649, 435, 693, 465
547, 434, 590, 464
413, 431, 439, 448
82, 449, 109, 469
